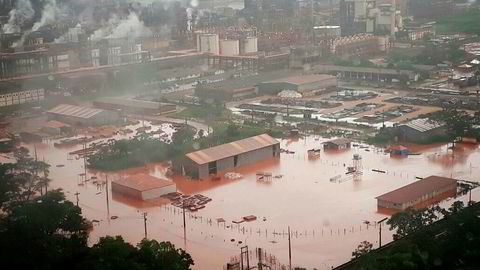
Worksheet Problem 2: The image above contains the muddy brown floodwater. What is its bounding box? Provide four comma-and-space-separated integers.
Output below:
6, 126, 480, 270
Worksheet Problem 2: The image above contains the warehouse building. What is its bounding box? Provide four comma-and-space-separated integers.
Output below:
323, 138, 351, 150
180, 134, 280, 179
46, 104, 120, 126
257, 74, 337, 96
93, 97, 176, 115
195, 85, 256, 102
112, 174, 176, 200
376, 176, 458, 210
41, 120, 72, 135
397, 118, 445, 143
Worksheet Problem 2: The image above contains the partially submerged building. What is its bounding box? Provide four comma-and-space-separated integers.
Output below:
323, 138, 351, 150
93, 97, 176, 115
397, 118, 445, 143
376, 176, 458, 210
111, 174, 176, 200
46, 104, 120, 126
389, 145, 409, 156
41, 120, 72, 135
257, 74, 337, 96
179, 134, 280, 179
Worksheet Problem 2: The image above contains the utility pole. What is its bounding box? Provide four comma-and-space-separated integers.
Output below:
143, 212, 148, 239
378, 217, 388, 248
288, 226, 292, 270
105, 175, 110, 217
183, 201, 187, 242
74, 192, 80, 207
83, 140, 87, 181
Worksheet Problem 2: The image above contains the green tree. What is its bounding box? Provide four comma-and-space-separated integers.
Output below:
137, 239, 194, 270
431, 107, 474, 148
352, 241, 373, 258
0, 190, 90, 269
387, 207, 441, 240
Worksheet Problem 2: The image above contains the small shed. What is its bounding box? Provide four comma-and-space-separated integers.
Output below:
323, 138, 351, 150
389, 145, 409, 156
111, 174, 176, 200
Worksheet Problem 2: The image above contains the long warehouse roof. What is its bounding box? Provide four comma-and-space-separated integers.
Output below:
47, 104, 105, 119
376, 176, 458, 204
186, 133, 279, 165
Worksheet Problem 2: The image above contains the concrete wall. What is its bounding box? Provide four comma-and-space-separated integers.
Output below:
112, 182, 142, 200
141, 185, 176, 200
257, 82, 298, 95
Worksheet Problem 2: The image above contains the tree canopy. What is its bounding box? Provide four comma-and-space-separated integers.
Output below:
0, 151, 194, 270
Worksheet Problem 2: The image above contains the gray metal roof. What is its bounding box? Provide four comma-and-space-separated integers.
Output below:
47, 104, 105, 119
401, 118, 444, 133
186, 134, 279, 165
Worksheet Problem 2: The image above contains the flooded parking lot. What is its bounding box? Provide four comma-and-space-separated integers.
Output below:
6, 127, 480, 269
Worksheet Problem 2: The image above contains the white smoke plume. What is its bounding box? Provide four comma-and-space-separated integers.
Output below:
32, 0, 62, 32
2, 0, 35, 33
90, 12, 152, 41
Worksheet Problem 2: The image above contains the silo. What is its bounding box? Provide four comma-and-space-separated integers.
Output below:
219, 39, 240, 56
198, 33, 220, 54
242, 37, 258, 54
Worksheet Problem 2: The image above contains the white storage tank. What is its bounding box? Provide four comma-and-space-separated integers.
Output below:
243, 37, 258, 54
197, 33, 220, 54
219, 39, 240, 56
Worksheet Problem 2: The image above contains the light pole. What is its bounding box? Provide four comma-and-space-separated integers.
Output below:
143, 212, 148, 239
378, 217, 388, 248
74, 192, 80, 207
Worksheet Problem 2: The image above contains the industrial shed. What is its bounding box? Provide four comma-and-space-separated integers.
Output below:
257, 74, 337, 96
111, 174, 176, 200
46, 104, 120, 126
41, 120, 71, 135
376, 176, 458, 210
180, 134, 280, 179
93, 97, 176, 115
195, 85, 257, 102
397, 118, 445, 143
323, 138, 351, 150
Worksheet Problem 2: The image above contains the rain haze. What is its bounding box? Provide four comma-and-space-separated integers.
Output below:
0, 0, 480, 269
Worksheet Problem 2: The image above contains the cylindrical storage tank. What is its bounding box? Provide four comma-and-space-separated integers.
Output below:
243, 37, 258, 54
199, 34, 219, 54
219, 39, 240, 56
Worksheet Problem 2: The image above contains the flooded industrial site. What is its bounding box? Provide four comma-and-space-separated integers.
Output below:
2, 0, 480, 269
3, 123, 477, 269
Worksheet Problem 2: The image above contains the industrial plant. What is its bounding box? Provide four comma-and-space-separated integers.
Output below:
0, 0, 480, 270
